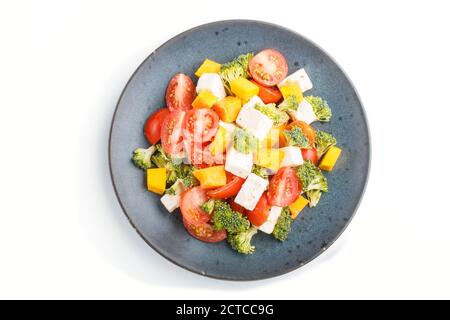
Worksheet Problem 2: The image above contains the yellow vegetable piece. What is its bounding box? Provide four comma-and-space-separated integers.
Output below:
289, 195, 309, 219
279, 81, 303, 102
195, 59, 222, 77
192, 90, 218, 109
319, 146, 342, 171
147, 168, 167, 195
193, 165, 227, 189
260, 125, 286, 149
209, 126, 227, 156
230, 77, 259, 102
254, 149, 285, 172
213, 96, 242, 123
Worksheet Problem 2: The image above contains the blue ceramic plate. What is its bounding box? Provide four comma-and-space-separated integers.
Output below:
109, 20, 370, 281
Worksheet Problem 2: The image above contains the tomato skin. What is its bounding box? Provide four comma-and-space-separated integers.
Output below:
250, 80, 282, 104
183, 218, 227, 243
286, 121, 317, 147
229, 199, 246, 215
144, 108, 169, 145
161, 109, 186, 155
301, 148, 319, 166
249, 49, 288, 86
246, 193, 271, 227
183, 108, 220, 143
165, 73, 195, 111
267, 167, 301, 207
207, 174, 245, 199
180, 187, 211, 227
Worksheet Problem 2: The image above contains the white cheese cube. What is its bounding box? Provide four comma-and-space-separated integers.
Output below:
236, 97, 273, 140
225, 146, 253, 178
258, 206, 283, 234
280, 146, 304, 167
161, 194, 180, 213
288, 99, 317, 124
278, 68, 313, 92
196, 73, 226, 99
234, 173, 269, 211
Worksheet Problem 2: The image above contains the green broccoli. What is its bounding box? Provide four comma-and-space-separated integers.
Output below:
305, 96, 332, 122
278, 95, 299, 112
234, 128, 258, 154
220, 53, 253, 93
297, 161, 328, 207
165, 179, 185, 196
305, 189, 322, 207
252, 165, 269, 179
200, 199, 216, 215
227, 227, 258, 254
255, 103, 289, 126
211, 200, 250, 234
174, 164, 198, 188
272, 208, 293, 241
131, 145, 156, 170
315, 130, 337, 158
283, 127, 310, 148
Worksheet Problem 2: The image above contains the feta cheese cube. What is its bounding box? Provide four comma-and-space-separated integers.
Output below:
234, 173, 269, 211
278, 68, 313, 92
225, 146, 253, 178
288, 99, 317, 124
236, 96, 273, 140
196, 73, 226, 100
280, 146, 304, 167
258, 206, 283, 234
161, 194, 180, 213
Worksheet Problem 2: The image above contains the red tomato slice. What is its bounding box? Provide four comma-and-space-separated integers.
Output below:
229, 198, 246, 215
301, 148, 319, 166
249, 49, 288, 86
144, 108, 169, 145
246, 193, 271, 227
207, 173, 245, 199
250, 80, 282, 104
286, 121, 317, 147
183, 218, 227, 243
165, 73, 195, 111
180, 187, 211, 227
183, 108, 219, 143
161, 109, 186, 155
267, 167, 301, 207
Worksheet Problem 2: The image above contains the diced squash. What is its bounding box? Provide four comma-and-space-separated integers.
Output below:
209, 126, 227, 156
192, 91, 218, 109
230, 78, 259, 102
319, 146, 342, 171
193, 165, 227, 189
254, 149, 285, 172
279, 81, 303, 102
213, 96, 242, 122
289, 195, 309, 219
195, 59, 222, 77
147, 168, 167, 194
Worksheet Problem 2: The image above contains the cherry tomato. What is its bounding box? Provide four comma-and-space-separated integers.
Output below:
249, 49, 288, 86
183, 108, 219, 143
229, 198, 246, 215
165, 73, 195, 111
250, 80, 282, 104
183, 218, 227, 243
301, 148, 319, 166
207, 173, 245, 199
267, 167, 301, 207
144, 108, 169, 145
160, 109, 186, 155
246, 193, 271, 227
180, 187, 211, 227
286, 120, 317, 147
184, 141, 224, 167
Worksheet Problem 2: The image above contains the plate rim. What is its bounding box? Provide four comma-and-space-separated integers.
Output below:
108, 19, 372, 281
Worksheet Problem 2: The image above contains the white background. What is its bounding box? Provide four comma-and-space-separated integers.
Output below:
1, 0, 449, 300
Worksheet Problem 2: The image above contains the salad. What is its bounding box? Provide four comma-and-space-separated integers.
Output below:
131, 49, 342, 254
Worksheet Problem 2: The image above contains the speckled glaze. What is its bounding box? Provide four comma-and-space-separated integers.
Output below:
109, 20, 370, 281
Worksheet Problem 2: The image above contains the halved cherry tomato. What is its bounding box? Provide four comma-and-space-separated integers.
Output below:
207, 173, 245, 199
250, 80, 282, 104
246, 193, 271, 227
144, 108, 169, 145
286, 120, 317, 147
165, 73, 195, 111
161, 109, 186, 155
267, 167, 301, 207
249, 49, 288, 86
301, 148, 319, 166
229, 198, 246, 215
180, 187, 211, 227
183, 108, 220, 143
183, 218, 227, 243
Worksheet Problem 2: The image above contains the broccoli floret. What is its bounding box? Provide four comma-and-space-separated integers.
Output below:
297, 161, 328, 207
211, 200, 250, 234
234, 128, 258, 154
165, 179, 185, 195
278, 95, 299, 112
272, 208, 293, 241
255, 103, 289, 126
305, 96, 332, 122
200, 199, 216, 215
283, 127, 310, 148
252, 165, 269, 179
220, 53, 253, 93
305, 190, 322, 207
315, 130, 337, 158
132, 146, 156, 170
227, 227, 258, 254
175, 164, 198, 188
